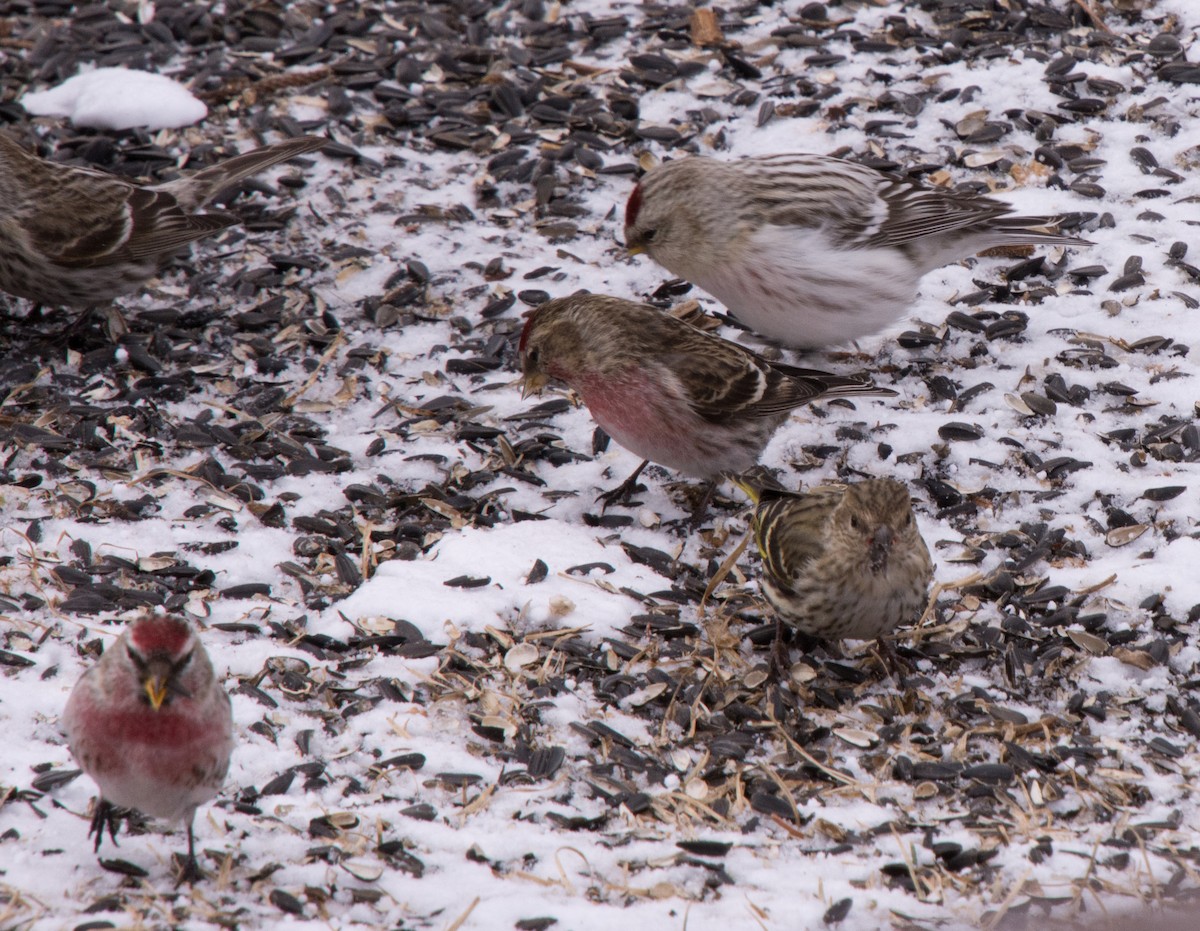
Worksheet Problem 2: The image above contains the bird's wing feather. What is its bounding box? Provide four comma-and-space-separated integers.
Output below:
656, 321, 828, 422
658, 323, 885, 423
741, 154, 1072, 251
34, 185, 238, 267
120, 189, 239, 259
657, 332, 778, 423
123, 212, 240, 259
23, 178, 137, 265
755, 488, 841, 582
740, 154, 893, 245
860, 181, 1015, 248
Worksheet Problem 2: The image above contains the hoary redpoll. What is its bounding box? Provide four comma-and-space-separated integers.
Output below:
518, 294, 894, 510
63, 614, 234, 883
625, 153, 1086, 348
0, 133, 324, 309
740, 477, 933, 662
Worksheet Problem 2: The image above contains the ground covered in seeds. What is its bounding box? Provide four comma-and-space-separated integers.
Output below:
3, 0, 1200, 928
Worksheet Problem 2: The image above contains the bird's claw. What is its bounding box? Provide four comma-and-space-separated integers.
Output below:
766, 619, 793, 684
595, 477, 646, 513
173, 853, 207, 887
87, 799, 123, 853
683, 479, 720, 530
871, 638, 914, 682
768, 640, 792, 683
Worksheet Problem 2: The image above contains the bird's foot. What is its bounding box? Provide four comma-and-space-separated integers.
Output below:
595, 463, 649, 513
174, 820, 207, 886
658, 480, 721, 534
766, 619, 793, 683
871, 637, 914, 681
87, 798, 123, 853
768, 640, 793, 683
683, 480, 719, 530
595, 480, 645, 512
173, 852, 208, 887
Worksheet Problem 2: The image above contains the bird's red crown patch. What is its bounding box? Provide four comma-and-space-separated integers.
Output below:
625, 183, 643, 228
129, 615, 192, 656
518, 308, 541, 354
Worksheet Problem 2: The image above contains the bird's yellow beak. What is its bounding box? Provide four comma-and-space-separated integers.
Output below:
521, 372, 548, 400
144, 675, 168, 711
627, 244, 646, 257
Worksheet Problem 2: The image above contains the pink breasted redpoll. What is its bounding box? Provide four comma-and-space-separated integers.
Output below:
63, 614, 234, 883
625, 153, 1086, 348
518, 294, 895, 508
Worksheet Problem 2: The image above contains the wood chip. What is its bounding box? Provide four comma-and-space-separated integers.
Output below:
689, 8, 724, 47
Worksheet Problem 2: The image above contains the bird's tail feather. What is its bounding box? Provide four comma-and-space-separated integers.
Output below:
729, 467, 793, 505
992, 214, 1093, 246
774, 364, 899, 400
166, 136, 326, 207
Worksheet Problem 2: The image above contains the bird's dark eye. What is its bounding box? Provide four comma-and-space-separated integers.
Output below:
171, 649, 194, 676
126, 646, 147, 670
849, 515, 863, 531
527, 347, 541, 368
902, 512, 913, 527
642, 228, 658, 243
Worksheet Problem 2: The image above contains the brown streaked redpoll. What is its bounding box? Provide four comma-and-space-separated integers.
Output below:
518, 294, 895, 509
739, 477, 933, 667
63, 614, 234, 884
0, 133, 324, 309
624, 153, 1087, 349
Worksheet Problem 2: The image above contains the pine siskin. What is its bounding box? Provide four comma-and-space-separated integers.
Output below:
625, 153, 1087, 349
742, 477, 933, 644
518, 294, 895, 506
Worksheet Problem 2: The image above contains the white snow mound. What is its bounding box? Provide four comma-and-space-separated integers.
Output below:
21, 67, 207, 130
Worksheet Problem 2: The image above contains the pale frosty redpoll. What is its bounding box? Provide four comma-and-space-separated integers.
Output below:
63, 614, 234, 883
518, 294, 894, 507
625, 153, 1086, 348
742, 477, 933, 644
0, 133, 324, 308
